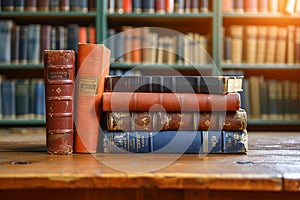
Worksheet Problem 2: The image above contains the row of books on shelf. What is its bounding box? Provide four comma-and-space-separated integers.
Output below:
223, 25, 300, 64
107, 0, 210, 14
244, 76, 300, 120
106, 27, 210, 65
222, 0, 300, 14
0, 20, 95, 64
0, 0, 95, 12
0, 77, 45, 120
44, 44, 247, 155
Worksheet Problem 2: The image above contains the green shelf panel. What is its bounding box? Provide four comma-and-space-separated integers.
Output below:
110, 62, 215, 70
107, 12, 213, 18
0, 63, 44, 70
222, 63, 300, 70
248, 119, 300, 126
0, 119, 46, 126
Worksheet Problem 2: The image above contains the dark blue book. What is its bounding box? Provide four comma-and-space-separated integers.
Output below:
174, 0, 184, 13
14, 0, 25, 11
50, 26, 56, 50
49, 0, 59, 11
116, 31, 125, 62
11, 25, 20, 63
27, 24, 41, 63
19, 26, 28, 63
103, 131, 248, 154
142, 0, 154, 13
2, 0, 14, 11
67, 24, 79, 52
106, 28, 116, 62
34, 79, 45, 119
0, 76, 3, 119
40, 25, 51, 62
107, 0, 115, 13
133, 0, 142, 13
56, 26, 66, 50
15, 79, 30, 119
0, 20, 13, 63
1, 79, 16, 119
70, 0, 88, 12
150, 131, 202, 153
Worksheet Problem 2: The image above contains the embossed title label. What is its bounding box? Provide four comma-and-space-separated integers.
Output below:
79, 77, 99, 94
48, 70, 70, 80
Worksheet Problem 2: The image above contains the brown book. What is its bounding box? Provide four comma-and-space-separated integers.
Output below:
40, 25, 51, 62
258, 0, 268, 12
37, 0, 49, 11
222, 0, 234, 12
265, 26, 278, 64
256, 26, 268, 63
102, 92, 241, 112
74, 43, 111, 153
25, 0, 37, 12
286, 26, 295, 64
60, 0, 70, 11
268, 0, 278, 13
106, 109, 247, 131
245, 0, 258, 12
245, 26, 258, 63
230, 25, 243, 64
275, 27, 287, 63
295, 27, 300, 63
44, 50, 75, 155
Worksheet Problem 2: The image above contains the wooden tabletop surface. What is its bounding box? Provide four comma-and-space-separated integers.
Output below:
0, 128, 300, 193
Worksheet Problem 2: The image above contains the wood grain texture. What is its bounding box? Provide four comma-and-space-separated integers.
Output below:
0, 131, 300, 199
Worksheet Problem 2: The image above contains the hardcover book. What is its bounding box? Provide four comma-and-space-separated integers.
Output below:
102, 92, 241, 112
16, 79, 30, 119
0, 20, 13, 63
44, 50, 75, 155
14, 0, 25, 11
103, 130, 248, 154
74, 43, 111, 153
104, 75, 243, 94
106, 109, 247, 131
1, 79, 16, 119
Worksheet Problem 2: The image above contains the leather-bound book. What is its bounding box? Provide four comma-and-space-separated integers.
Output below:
25, 0, 37, 12
106, 109, 247, 131
60, 0, 70, 11
44, 50, 75, 154
74, 43, 110, 153
102, 92, 241, 112
37, 0, 49, 11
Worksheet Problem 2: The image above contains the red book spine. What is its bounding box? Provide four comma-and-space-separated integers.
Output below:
78, 26, 87, 43
155, 0, 166, 13
107, 109, 247, 131
245, 0, 258, 12
25, 0, 37, 12
44, 50, 75, 155
74, 43, 111, 153
102, 92, 241, 112
131, 28, 142, 63
123, 0, 132, 13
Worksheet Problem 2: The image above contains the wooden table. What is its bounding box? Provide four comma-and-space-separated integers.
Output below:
0, 129, 300, 200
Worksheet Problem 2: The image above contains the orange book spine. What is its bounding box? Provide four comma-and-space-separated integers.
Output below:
123, 0, 132, 13
102, 92, 241, 112
74, 44, 111, 153
78, 26, 87, 43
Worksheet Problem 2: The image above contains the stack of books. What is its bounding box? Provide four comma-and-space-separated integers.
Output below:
102, 75, 248, 154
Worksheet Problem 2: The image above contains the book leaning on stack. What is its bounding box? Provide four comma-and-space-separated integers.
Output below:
102, 75, 248, 154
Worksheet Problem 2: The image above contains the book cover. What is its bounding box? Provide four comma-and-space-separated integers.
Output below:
191, 0, 199, 13
67, 24, 79, 52
27, 24, 41, 64
230, 25, 243, 64
233, 0, 244, 13
74, 44, 111, 153
265, 26, 278, 64
0, 20, 13, 63
155, 0, 166, 13
249, 76, 261, 119
1, 79, 16, 119
14, 0, 25, 11
174, 0, 184, 13
142, 0, 155, 13
287, 26, 295, 64
49, 0, 59, 11
11, 25, 20, 64
103, 130, 248, 154
19, 26, 28, 64
44, 50, 75, 155
258, 0, 268, 12
256, 26, 268, 64
35, 79, 45, 119
0, 76, 3, 119
102, 92, 241, 112
268, 0, 278, 13
37, 0, 49, 11
244, 0, 258, 12
268, 80, 280, 120
295, 27, 300, 63
78, 26, 88, 43
108, 0, 115, 13
88, 0, 96, 11
200, 0, 209, 12
245, 26, 258, 63
28, 79, 36, 119
259, 76, 268, 120
222, 0, 233, 12
185, 0, 191, 13
60, 0, 70, 11
2, 0, 14, 11
132, 0, 142, 13
40, 25, 51, 62
275, 27, 287, 63
115, 0, 124, 13
55, 26, 67, 50
123, 0, 132, 13
25, 0, 37, 12
106, 109, 247, 131
104, 75, 243, 94
16, 79, 30, 119
166, 0, 174, 13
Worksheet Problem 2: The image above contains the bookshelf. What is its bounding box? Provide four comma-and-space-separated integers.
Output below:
1, 0, 299, 130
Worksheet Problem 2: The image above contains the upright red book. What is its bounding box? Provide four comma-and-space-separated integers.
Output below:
244, 0, 258, 12
123, 0, 132, 13
44, 50, 75, 154
74, 43, 111, 153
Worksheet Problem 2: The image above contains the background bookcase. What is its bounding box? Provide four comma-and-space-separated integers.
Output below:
1, 0, 300, 131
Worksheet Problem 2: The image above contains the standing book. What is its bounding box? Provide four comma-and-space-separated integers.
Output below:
74, 43, 111, 153
44, 50, 75, 155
